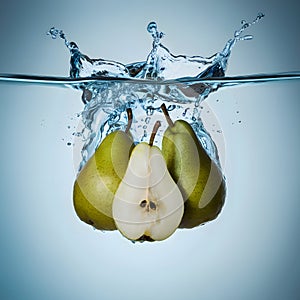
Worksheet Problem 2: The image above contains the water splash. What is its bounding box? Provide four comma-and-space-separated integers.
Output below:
46, 14, 263, 171
1, 14, 299, 173
48, 27, 130, 80
47, 14, 265, 83
0, 14, 268, 171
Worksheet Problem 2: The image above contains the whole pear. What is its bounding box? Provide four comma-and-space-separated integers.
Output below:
73, 109, 134, 230
161, 104, 226, 228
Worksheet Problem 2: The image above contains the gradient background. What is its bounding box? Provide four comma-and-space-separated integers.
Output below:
0, 0, 299, 299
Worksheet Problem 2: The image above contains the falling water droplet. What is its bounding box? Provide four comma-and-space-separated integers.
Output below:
147, 21, 157, 34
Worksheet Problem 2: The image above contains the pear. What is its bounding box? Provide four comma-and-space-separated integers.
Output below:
112, 121, 184, 241
73, 108, 134, 230
161, 104, 226, 228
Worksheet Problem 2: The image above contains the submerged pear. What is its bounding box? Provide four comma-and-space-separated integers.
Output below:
161, 104, 226, 228
73, 108, 134, 230
112, 121, 184, 241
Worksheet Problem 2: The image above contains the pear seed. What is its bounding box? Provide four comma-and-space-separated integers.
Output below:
140, 200, 147, 208
149, 201, 157, 210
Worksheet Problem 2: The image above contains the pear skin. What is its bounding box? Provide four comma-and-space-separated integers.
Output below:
73, 111, 134, 231
161, 104, 226, 228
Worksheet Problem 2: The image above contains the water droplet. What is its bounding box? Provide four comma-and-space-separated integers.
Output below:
146, 106, 154, 116
47, 27, 61, 39
141, 130, 148, 141
240, 35, 253, 41
68, 41, 79, 50
147, 22, 157, 33
182, 108, 189, 117
168, 104, 176, 111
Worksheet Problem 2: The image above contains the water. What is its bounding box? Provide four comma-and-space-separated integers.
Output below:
1, 13, 300, 172
1, 4, 300, 298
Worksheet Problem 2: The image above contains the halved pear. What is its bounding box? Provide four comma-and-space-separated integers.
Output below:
112, 140, 184, 242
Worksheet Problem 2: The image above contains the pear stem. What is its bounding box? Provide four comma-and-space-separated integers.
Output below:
149, 121, 161, 146
125, 108, 133, 133
161, 103, 174, 127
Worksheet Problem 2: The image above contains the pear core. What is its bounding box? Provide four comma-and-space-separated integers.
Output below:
112, 142, 184, 241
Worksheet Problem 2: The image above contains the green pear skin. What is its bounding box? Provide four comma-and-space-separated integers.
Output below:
162, 118, 226, 229
73, 130, 134, 230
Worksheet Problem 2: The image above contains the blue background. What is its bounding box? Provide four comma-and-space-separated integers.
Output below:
0, 0, 299, 299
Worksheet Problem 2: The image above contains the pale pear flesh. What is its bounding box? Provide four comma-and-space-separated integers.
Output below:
113, 143, 184, 241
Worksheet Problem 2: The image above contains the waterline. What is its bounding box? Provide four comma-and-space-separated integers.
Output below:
0, 72, 300, 88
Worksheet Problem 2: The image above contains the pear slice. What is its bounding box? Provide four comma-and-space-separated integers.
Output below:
112, 122, 184, 242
